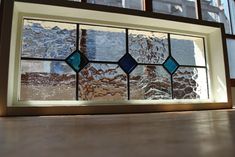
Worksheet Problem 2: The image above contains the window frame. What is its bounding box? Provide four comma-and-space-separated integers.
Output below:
0, 0, 232, 116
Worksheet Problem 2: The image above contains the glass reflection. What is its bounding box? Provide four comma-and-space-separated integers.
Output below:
171, 34, 206, 66
152, 0, 197, 19
201, 0, 232, 34
22, 20, 76, 59
20, 60, 76, 100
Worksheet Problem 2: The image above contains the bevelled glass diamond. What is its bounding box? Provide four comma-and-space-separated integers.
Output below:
163, 57, 179, 74
65, 50, 88, 72
118, 53, 138, 74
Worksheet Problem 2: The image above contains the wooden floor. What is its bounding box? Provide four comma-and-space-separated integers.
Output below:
1, 110, 235, 157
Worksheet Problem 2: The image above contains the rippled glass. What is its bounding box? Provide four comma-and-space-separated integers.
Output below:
129, 30, 169, 64
79, 25, 126, 62
173, 67, 208, 99
130, 65, 171, 100
20, 60, 76, 100
22, 20, 76, 59
79, 63, 127, 100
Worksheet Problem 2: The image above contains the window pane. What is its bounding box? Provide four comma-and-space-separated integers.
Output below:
129, 30, 169, 64
171, 34, 206, 66
229, 0, 235, 34
79, 63, 127, 100
201, 0, 232, 34
152, 0, 197, 19
173, 67, 208, 99
20, 60, 76, 100
22, 20, 76, 59
130, 65, 172, 100
226, 39, 235, 78
86, 0, 144, 10
79, 25, 126, 62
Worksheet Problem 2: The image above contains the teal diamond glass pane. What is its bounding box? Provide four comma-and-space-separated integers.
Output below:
66, 50, 88, 72
163, 57, 179, 74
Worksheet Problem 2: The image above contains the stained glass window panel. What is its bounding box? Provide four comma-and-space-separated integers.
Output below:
20, 60, 76, 100
173, 67, 208, 99
152, 0, 197, 19
86, 0, 144, 10
79, 25, 126, 62
129, 30, 169, 64
79, 63, 128, 100
130, 65, 172, 100
22, 20, 76, 59
171, 35, 206, 66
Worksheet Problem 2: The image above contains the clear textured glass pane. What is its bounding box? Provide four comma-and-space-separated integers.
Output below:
173, 67, 208, 99
130, 65, 172, 100
201, 0, 232, 34
86, 0, 144, 10
171, 34, 206, 66
152, 0, 197, 19
79, 25, 126, 62
129, 30, 169, 64
22, 20, 76, 59
20, 60, 76, 100
79, 63, 127, 100
226, 39, 235, 78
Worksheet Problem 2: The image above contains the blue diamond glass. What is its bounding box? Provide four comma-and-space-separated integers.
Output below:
66, 50, 88, 72
163, 57, 179, 74
118, 53, 137, 74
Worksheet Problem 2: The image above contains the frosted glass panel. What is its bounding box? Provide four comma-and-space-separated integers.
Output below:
173, 67, 208, 99
130, 65, 172, 100
22, 20, 76, 59
87, 0, 144, 10
171, 35, 206, 66
129, 30, 169, 64
227, 39, 235, 78
20, 60, 76, 100
79, 25, 126, 62
201, 0, 232, 34
153, 0, 197, 19
79, 63, 128, 100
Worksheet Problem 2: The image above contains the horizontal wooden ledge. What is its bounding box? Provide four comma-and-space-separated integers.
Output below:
5, 103, 232, 116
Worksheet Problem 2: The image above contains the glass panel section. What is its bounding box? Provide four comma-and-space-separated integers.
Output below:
173, 67, 208, 99
152, 0, 197, 19
86, 0, 144, 10
130, 65, 172, 100
22, 20, 76, 59
79, 25, 126, 62
20, 60, 76, 100
171, 34, 206, 66
79, 63, 127, 100
201, 0, 232, 34
129, 30, 169, 64
226, 39, 235, 78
